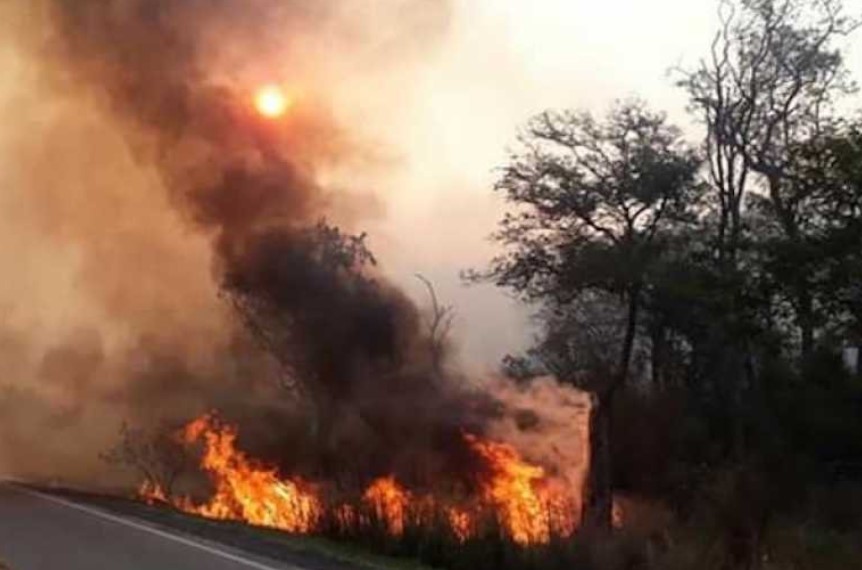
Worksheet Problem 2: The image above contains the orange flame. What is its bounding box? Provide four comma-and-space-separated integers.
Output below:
139, 415, 580, 545
446, 505, 474, 542
138, 480, 168, 505
465, 433, 573, 544
161, 414, 320, 532
363, 476, 410, 536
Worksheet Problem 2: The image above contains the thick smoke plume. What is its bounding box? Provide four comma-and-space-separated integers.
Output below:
39, 0, 481, 486
0, 0, 588, 502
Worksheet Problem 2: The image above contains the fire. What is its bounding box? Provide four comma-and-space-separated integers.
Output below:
139, 414, 580, 546
156, 414, 321, 532
465, 433, 571, 544
254, 85, 290, 118
446, 506, 474, 542
363, 476, 410, 536
138, 480, 168, 505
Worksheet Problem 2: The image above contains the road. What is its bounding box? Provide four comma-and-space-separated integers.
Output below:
0, 484, 301, 570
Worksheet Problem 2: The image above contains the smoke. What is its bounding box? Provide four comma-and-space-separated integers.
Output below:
485, 377, 591, 521
0, 0, 460, 483
0, 0, 588, 504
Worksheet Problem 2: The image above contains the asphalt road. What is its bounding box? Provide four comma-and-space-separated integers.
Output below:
0, 484, 302, 570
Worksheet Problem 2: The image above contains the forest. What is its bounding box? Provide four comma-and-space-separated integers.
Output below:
472, 0, 862, 568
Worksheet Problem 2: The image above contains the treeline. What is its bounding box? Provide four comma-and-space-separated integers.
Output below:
476, 0, 862, 568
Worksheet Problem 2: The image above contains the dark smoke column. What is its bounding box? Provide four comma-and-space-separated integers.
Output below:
45, 0, 487, 486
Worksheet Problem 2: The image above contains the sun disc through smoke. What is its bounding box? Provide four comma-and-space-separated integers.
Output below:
255, 85, 290, 118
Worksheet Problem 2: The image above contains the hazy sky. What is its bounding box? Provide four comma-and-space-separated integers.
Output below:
365, 0, 862, 369
3, 0, 862, 374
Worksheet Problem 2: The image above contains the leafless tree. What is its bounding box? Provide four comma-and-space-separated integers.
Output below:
415, 274, 455, 376
101, 421, 192, 497
678, 0, 859, 360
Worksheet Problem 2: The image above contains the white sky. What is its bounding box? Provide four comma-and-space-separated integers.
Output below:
367, 0, 862, 370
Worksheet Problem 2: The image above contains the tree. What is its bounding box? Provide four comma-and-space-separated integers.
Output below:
222, 220, 379, 434
415, 274, 455, 377
101, 421, 192, 497
511, 292, 629, 386
678, 0, 859, 361
478, 101, 702, 529
781, 125, 862, 345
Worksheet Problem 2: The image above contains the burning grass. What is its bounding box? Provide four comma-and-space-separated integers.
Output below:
139, 413, 581, 550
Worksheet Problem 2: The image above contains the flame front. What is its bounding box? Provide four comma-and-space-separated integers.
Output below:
363, 475, 410, 536
140, 414, 580, 545
465, 433, 573, 544
163, 414, 320, 533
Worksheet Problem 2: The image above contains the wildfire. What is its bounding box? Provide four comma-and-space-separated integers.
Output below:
139, 414, 580, 545
465, 433, 572, 544
138, 480, 168, 505
363, 476, 410, 536
156, 414, 321, 533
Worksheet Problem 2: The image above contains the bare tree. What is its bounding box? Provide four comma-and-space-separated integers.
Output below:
101, 421, 192, 497
415, 274, 455, 376
678, 0, 859, 360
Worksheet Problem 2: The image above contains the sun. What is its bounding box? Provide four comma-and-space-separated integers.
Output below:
254, 85, 290, 118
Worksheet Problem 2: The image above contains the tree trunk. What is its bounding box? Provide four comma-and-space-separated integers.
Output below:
584, 393, 613, 530
583, 286, 640, 531
766, 174, 816, 362
619, 287, 640, 385
797, 284, 815, 362
651, 322, 665, 390
730, 344, 747, 461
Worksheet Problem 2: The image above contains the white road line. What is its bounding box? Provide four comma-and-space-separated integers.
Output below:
11, 484, 299, 570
